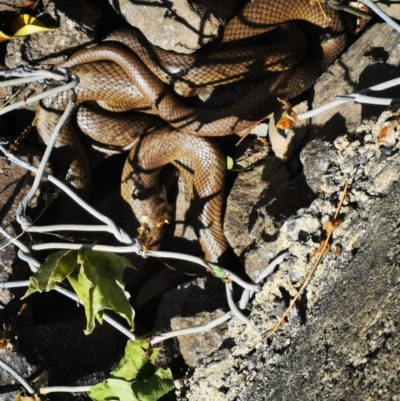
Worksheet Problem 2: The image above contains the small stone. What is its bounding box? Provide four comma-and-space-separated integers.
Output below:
171, 309, 228, 367
108, 0, 238, 53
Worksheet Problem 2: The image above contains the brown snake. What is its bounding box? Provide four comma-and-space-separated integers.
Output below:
34, 0, 346, 264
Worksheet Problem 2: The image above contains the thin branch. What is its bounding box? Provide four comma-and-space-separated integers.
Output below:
150, 312, 232, 344
226, 282, 249, 324
0, 78, 78, 116
239, 251, 290, 309
19, 100, 75, 215
360, 0, 400, 33
40, 385, 92, 394
0, 358, 35, 394
266, 181, 348, 339
298, 77, 400, 121
0, 145, 132, 244
1, 280, 30, 289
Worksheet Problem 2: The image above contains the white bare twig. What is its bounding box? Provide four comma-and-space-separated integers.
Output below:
0, 66, 68, 81
0, 358, 35, 395
18, 100, 75, 217
360, 0, 400, 33
150, 312, 232, 344
0, 77, 78, 116
40, 385, 92, 394
239, 251, 290, 309
0, 145, 132, 244
0, 280, 30, 289
226, 282, 249, 324
297, 77, 400, 121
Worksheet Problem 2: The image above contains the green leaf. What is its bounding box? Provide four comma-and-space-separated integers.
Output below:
112, 338, 158, 381
89, 339, 174, 401
68, 251, 135, 334
89, 379, 137, 401
21, 250, 78, 299
226, 156, 243, 172
131, 368, 174, 401
22, 249, 135, 334
89, 370, 174, 401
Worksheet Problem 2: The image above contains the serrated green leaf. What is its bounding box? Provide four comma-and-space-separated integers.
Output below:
131, 368, 174, 401
21, 250, 78, 299
89, 378, 137, 401
22, 249, 135, 335
48, 250, 79, 287
66, 251, 135, 334
67, 258, 96, 334
112, 338, 156, 381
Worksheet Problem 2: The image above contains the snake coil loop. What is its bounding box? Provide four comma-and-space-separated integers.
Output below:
34, 0, 347, 263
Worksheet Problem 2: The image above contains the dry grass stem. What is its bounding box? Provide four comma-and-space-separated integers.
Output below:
266, 180, 348, 340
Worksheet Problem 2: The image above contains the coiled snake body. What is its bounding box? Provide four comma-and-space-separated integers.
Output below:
35, 0, 346, 263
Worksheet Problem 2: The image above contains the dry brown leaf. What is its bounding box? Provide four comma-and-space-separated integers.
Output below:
276, 98, 298, 130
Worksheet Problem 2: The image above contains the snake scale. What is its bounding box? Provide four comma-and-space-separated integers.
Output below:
34, 0, 346, 264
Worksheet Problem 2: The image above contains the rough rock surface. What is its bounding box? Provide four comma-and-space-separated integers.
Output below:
175, 106, 400, 401
3, 0, 101, 113
373, 0, 400, 19
108, 0, 238, 53
310, 22, 400, 142
0, 349, 37, 399
0, 0, 39, 13
5, 0, 101, 69
170, 309, 228, 367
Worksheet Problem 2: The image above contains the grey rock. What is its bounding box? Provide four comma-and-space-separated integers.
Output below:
300, 140, 337, 194
0, 0, 39, 13
224, 155, 289, 260
154, 276, 228, 330
5, 0, 101, 69
310, 23, 400, 142
108, 0, 238, 53
170, 309, 228, 367
372, 0, 400, 19
152, 276, 229, 367
3, 0, 101, 111
224, 148, 314, 279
